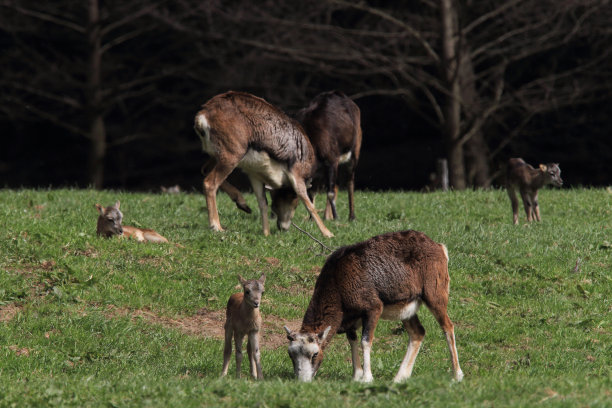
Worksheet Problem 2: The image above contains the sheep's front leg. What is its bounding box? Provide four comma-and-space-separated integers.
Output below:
347, 329, 363, 381
249, 177, 270, 236
234, 332, 244, 379
360, 308, 382, 383
248, 331, 264, 380
288, 171, 333, 238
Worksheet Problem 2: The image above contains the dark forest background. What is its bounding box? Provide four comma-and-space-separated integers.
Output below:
1, 0, 611, 192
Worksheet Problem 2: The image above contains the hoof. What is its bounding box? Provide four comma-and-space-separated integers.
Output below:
236, 202, 252, 214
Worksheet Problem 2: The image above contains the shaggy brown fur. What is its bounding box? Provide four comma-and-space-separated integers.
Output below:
194, 91, 332, 237
285, 230, 463, 382
297, 90, 362, 221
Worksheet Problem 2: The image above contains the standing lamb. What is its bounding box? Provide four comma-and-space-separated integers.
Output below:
222, 274, 266, 380
506, 157, 563, 224
285, 230, 463, 383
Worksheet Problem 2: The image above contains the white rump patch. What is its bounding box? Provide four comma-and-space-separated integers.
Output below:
195, 113, 213, 153
339, 151, 352, 164
381, 300, 421, 321
441, 244, 449, 261
195, 113, 209, 132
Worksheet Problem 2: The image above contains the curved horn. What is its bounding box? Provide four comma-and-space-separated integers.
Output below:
284, 325, 296, 340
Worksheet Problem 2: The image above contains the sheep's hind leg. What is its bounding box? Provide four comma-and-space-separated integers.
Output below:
221, 326, 233, 377
393, 315, 425, 383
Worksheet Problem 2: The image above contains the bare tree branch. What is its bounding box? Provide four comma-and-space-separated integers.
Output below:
330, 0, 440, 63
0, 3, 85, 33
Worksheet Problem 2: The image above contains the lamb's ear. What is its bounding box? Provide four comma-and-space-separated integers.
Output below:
238, 274, 246, 285
258, 274, 266, 285
95, 204, 104, 215
114, 200, 121, 209
318, 326, 331, 342
539, 164, 547, 172
284, 325, 296, 341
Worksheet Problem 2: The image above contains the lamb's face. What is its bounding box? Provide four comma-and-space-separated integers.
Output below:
285, 326, 330, 382
102, 207, 123, 236
543, 163, 563, 187
240, 275, 265, 309
95, 201, 124, 237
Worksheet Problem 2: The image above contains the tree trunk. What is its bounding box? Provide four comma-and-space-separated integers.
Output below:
464, 132, 490, 188
440, 0, 466, 189
458, 43, 491, 188
88, 115, 106, 189
437, 158, 449, 191
87, 0, 106, 189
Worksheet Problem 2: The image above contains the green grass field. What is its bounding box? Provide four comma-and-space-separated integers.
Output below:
0, 188, 610, 407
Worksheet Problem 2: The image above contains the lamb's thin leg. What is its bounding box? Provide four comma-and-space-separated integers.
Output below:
234, 332, 244, 379
248, 332, 263, 380
393, 315, 425, 383
246, 337, 255, 378
221, 326, 233, 377
520, 189, 534, 222
507, 185, 520, 225
533, 191, 542, 221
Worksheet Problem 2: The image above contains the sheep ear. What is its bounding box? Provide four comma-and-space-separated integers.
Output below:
95, 204, 104, 215
237, 274, 246, 285
539, 164, 547, 172
114, 200, 121, 209
258, 274, 266, 284
318, 326, 331, 342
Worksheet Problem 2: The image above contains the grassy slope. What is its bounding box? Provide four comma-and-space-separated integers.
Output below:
0, 188, 610, 407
